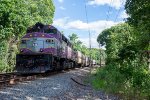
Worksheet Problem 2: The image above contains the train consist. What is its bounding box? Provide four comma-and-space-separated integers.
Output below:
16, 22, 95, 73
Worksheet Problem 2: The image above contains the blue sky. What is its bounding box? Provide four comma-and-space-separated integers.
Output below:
52, 0, 128, 48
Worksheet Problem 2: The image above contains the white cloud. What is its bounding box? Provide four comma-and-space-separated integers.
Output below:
53, 18, 122, 48
54, 19, 119, 33
80, 37, 99, 48
67, 20, 89, 30
58, 0, 63, 3
59, 6, 66, 10
53, 17, 69, 29
119, 10, 129, 19
87, 0, 126, 9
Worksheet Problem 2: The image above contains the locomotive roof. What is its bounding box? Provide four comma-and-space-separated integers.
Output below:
27, 22, 58, 33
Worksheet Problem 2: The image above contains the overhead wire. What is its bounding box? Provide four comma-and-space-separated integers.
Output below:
114, 0, 126, 22
83, 0, 127, 65
104, 0, 114, 28
84, 0, 92, 64
113, 0, 131, 35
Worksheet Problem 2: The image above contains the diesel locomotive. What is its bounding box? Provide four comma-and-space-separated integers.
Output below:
15, 22, 92, 73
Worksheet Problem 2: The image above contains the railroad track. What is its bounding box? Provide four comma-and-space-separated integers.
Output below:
0, 72, 38, 88
0, 68, 78, 89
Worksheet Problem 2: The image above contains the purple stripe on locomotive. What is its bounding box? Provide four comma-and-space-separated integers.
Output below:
20, 48, 57, 55
23, 32, 55, 38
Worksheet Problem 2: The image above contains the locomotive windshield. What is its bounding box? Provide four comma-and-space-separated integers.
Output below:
44, 29, 57, 34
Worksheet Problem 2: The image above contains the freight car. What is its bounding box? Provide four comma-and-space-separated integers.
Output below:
16, 22, 93, 73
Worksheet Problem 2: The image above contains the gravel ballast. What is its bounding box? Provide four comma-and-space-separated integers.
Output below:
0, 67, 119, 100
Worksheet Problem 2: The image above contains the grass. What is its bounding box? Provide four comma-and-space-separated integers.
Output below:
87, 66, 150, 100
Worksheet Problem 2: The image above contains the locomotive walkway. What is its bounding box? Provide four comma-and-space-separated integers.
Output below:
0, 67, 119, 100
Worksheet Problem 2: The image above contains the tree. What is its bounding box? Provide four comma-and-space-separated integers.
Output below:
124, 0, 150, 97
125, 0, 150, 50
0, 0, 55, 72
69, 33, 81, 50
97, 22, 150, 98
69, 33, 78, 44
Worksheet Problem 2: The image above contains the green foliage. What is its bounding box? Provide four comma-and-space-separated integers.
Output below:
0, 0, 55, 72
96, 22, 150, 99
90, 48, 106, 63
69, 33, 83, 52
125, 0, 150, 50
91, 68, 106, 90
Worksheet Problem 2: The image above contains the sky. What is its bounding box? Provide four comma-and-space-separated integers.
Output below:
52, 0, 128, 48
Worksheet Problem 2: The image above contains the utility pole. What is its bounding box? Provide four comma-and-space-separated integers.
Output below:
89, 31, 91, 67
84, 0, 91, 67
99, 43, 101, 67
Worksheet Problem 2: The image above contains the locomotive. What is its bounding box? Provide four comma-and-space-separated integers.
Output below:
15, 22, 92, 73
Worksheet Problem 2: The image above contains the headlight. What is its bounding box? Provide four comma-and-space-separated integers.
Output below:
33, 43, 38, 46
